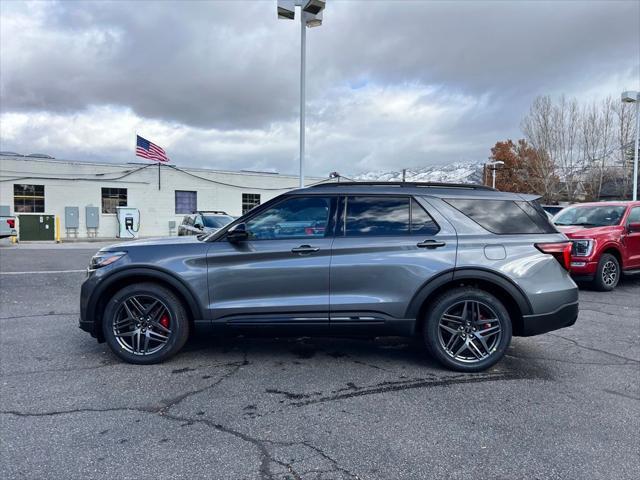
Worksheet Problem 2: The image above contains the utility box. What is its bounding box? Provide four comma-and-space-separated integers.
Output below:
86, 207, 99, 228
18, 215, 55, 241
65, 207, 79, 229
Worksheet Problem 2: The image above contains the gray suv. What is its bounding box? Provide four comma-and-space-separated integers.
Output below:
80, 182, 579, 372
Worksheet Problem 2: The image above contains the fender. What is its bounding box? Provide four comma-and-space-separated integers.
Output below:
87, 266, 206, 325
452, 267, 532, 315
404, 267, 533, 319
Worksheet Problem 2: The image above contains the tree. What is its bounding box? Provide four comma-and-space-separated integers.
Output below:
489, 139, 558, 202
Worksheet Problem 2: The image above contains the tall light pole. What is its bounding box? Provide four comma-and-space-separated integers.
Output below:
278, 1, 326, 188
486, 161, 504, 189
622, 91, 639, 201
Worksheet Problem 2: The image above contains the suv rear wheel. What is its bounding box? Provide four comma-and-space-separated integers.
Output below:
592, 253, 619, 291
423, 287, 512, 372
102, 283, 190, 364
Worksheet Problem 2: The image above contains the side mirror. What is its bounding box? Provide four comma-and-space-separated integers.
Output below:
194, 222, 203, 230
628, 222, 640, 233
227, 223, 249, 243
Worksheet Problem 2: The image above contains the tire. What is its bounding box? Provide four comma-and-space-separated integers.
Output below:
592, 253, 620, 291
423, 287, 512, 372
102, 283, 190, 364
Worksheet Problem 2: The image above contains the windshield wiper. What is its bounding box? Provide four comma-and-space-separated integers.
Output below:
557, 222, 599, 227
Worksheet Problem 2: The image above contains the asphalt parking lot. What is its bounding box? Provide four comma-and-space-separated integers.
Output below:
1, 243, 639, 480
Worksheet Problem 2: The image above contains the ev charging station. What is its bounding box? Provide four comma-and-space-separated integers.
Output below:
116, 207, 140, 239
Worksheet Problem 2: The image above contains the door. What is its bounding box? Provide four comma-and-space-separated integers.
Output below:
329, 196, 457, 331
624, 206, 640, 269
207, 195, 337, 329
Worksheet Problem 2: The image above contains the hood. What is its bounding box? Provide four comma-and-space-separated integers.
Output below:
105, 235, 201, 250
556, 225, 620, 238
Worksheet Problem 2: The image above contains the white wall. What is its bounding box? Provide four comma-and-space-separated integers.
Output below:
0, 157, 325, 238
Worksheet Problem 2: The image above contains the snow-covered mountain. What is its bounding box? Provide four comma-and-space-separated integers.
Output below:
351, 162, 485, 184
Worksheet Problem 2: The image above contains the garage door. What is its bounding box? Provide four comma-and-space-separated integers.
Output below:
18, 215, 55, 241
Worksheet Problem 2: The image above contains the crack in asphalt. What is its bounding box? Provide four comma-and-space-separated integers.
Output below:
602, 389, 640, 401
548, 333, 640, 364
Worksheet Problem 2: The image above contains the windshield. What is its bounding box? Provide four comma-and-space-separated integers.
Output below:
554, 205, 626, 227
202, 215, 234, 228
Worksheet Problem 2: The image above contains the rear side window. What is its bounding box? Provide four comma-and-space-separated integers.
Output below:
445, 198, 556, 234
343, 196, 440, 236
345, 196, 409, 236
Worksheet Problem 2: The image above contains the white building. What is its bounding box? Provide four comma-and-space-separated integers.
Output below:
0, 155, 327, 239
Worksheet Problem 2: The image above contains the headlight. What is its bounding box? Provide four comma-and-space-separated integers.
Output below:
89, 251, 126, 269
571, 239, 593, 257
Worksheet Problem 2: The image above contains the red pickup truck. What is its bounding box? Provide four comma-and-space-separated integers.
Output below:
554, 201, 640, 291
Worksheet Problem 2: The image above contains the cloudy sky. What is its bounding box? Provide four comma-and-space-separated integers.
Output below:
1, 0, 638, 177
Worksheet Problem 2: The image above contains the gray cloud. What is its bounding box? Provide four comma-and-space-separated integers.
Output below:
1, 0, 638, 175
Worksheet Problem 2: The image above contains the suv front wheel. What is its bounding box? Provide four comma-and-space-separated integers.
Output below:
423, 287, 512, 372
102, 283, 190, 364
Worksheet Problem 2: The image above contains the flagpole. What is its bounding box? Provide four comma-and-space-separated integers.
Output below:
158, 162, 161, 190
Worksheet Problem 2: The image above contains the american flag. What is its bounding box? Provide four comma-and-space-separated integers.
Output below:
136, 135, 169, 162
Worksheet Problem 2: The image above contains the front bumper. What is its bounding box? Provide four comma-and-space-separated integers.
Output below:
520, 301, 579, 336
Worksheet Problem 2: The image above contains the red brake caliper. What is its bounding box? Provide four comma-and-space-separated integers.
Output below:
159, 314, 170, 329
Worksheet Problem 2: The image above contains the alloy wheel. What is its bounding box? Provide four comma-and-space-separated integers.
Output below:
112, 295, 173, 355
437, 300, 503, 363
602, 260, 617, 287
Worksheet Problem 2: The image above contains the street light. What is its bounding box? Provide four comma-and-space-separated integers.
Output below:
621, 90, 639, 201
278, 1, 326, 188
486, 161, 504, 189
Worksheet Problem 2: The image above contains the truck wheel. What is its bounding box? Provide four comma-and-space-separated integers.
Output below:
592, 253, 620, 291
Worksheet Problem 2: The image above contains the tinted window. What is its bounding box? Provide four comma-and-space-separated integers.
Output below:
246, 196, 333, 240
345, 196, 409, 236
411, 198, 439, 235
445, 198, 556, 234
628, 207, 640, 224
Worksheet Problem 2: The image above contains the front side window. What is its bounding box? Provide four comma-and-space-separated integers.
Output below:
345, 196, 409, 236
446, 198, 556, 234
14, 184, 45, 213
245, 196, 333, 240
554, 205, 627, 228
626, 207, 640, 225
242, 193, 261, 215
101, 188, 127, 214
175, 190, 197, 214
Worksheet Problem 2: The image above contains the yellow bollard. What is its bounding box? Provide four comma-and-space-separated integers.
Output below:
55, 215, 61, 243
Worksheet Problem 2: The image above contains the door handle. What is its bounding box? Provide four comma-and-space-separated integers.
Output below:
291, 245, 320, 254
417, 240, 446, 249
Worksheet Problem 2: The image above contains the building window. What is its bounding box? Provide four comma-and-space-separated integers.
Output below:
242, 193, 261, 214
101, 188, 127, 214
175, 190, 197, 214
14, 184, 45, 213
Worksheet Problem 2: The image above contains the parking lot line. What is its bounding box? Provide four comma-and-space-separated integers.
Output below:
0, 270, 86, 275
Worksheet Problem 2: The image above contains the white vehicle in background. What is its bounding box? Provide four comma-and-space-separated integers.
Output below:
0, 214, 16, 239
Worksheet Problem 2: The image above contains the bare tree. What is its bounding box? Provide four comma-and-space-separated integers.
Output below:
580, 97, 614, 201
612, 100, 637, 199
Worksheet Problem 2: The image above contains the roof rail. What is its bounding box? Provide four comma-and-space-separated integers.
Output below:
309, 181, 495, 191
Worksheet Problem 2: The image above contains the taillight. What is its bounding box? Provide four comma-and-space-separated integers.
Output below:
535, 242, 572, 271
7, 219, 15, 229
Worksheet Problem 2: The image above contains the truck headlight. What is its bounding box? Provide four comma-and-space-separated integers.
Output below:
571, 239, 593, 257
90, 251, 126, 270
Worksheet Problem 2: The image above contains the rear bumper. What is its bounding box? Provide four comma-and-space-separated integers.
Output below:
520, 301, 578, 336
